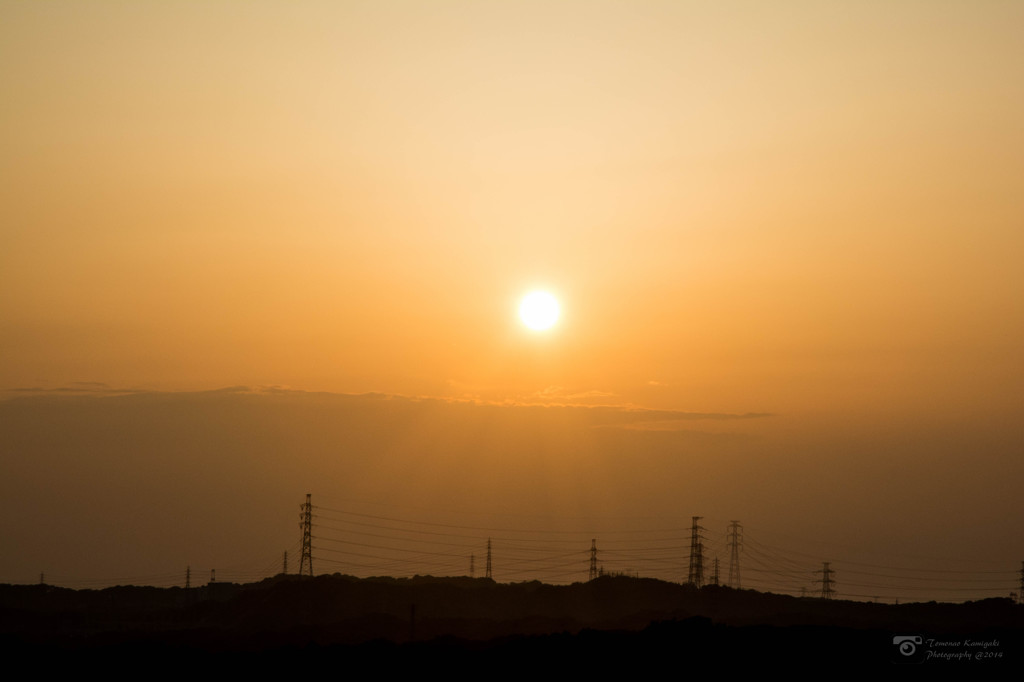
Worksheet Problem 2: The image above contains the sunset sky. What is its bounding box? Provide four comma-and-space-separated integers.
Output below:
2, 2, 1022, 598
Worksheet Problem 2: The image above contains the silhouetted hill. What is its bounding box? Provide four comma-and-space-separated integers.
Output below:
1, 574, 1020, 670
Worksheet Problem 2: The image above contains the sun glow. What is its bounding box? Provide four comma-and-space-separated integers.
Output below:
519, 291, 560, 331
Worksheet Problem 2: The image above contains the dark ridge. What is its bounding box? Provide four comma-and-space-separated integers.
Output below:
1, 574, 1020, 670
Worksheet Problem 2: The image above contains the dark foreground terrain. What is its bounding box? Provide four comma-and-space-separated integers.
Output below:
2, 574, 1021, 671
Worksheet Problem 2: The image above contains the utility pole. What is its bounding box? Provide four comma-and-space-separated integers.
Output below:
817, 562, 835, 600
727, 520, 742, 589
687, 516, 705, 586
185, 566, 191, 589
589, 539, 599, 581
485, 538, 492, 579
283, 550, 288, 575
299, 493, 313, 577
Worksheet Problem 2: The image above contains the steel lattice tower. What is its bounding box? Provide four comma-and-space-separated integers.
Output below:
1018, 561, 1023, 605
687, 516, 705, 586
485, 538, 493, 579
727, 520, 742, 589
299, 493, 313, 577
589, 539, 598, 581
817, 562, 836, 599
711, 556, 720, 586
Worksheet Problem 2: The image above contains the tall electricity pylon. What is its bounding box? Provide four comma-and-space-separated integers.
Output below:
299, 493, 313, 577
817, 562, 836, 599
727, 520, 742, 589
688, 516, 705, 586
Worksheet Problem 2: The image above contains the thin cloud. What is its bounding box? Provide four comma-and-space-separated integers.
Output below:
3, 383, 147, 397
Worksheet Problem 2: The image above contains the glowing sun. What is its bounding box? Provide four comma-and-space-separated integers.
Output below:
519, 291, 560, 330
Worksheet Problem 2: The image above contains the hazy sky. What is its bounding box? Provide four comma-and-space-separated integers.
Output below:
1, 2, 1022, 597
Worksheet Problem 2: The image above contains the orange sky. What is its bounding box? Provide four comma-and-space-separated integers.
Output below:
4, 1, 1021, 415
1, 2, 1022, 594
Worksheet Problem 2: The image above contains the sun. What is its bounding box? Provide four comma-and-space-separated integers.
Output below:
519, 291, 560, 331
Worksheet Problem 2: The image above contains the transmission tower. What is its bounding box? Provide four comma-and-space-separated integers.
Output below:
816, 562, 836, 599
727, 520, 742, 589
1018, 561, 1023, 605
299, 493, 313, 577
711, 556, 720, 586
210, 569, 216, 584
283, 551, 288, 575
687, 516, 706, 586
485, 538, 492, 579
470, 554, 475, 578
589, 539, 599, 581
185, 566, 191, 589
